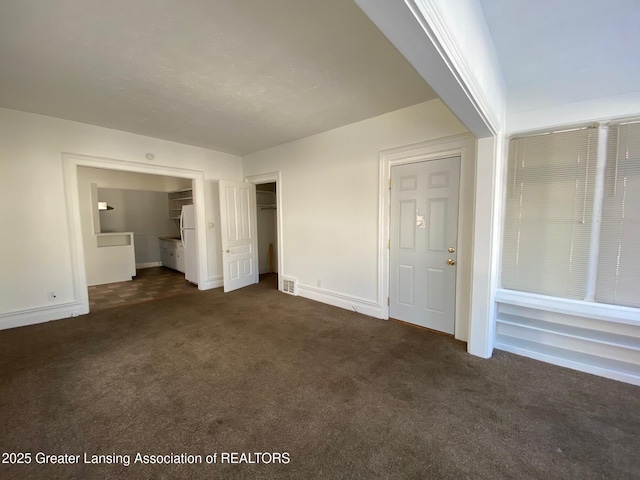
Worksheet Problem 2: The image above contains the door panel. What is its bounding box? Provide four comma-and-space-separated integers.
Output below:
219, 180, 258, 292
229, 244, 251, 254
428, 171, 449, 188
397, 265, 415, 305
389, 157, 460, 333
399, 200, 417, 250
400, 174, 418, 190
243, 258, 253, 276
425, 268, 445, 312
427, 198, 447, 251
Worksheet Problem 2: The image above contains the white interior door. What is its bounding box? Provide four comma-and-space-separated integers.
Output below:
389, 157, 460, 334
219, 180, 258, 292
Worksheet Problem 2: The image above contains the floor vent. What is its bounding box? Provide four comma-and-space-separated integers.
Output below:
281, 277, 298, 296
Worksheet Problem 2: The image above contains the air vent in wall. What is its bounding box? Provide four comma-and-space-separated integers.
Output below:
281, 276, 298, 296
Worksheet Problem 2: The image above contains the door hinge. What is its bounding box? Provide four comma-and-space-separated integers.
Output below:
387, 239, 390, 249
388, 179, 391, 189
387, 297, 390, 306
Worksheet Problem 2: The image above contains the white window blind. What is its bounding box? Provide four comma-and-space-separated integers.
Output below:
502, 128, 597, 299
596, 122, 640, 308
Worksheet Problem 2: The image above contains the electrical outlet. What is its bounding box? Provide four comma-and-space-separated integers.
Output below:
48, 291, 57, 301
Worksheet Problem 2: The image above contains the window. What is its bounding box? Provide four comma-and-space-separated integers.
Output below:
596, 122, 640, 307
502, 121, 640, 308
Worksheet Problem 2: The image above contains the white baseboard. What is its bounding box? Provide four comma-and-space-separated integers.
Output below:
0, 302, 87, 331
199, 275, 223, 290
297, 284, 384, 319
495, 342, 640, 387
136, 261, 162, 269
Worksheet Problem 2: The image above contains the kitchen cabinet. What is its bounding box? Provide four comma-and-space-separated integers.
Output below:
168, 189, 193, 220
159, 237, 185, 273
175, 243, 185, 273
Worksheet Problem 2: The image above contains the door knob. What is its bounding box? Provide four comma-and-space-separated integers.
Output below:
447, 258, 456, 266
448, 247, 455, 253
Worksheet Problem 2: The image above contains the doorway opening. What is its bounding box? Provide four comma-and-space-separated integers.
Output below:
256, 182, 278, 289
62, 153, 208, 316
77, 166, 199, 308
245, 172, 283, 293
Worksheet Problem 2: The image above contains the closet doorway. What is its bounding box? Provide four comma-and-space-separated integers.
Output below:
256, 182, 278, 289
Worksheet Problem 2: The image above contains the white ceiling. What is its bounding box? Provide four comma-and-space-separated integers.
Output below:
0, 0, 436, 155
479, 0, 640, 115
6, 1, 634, 151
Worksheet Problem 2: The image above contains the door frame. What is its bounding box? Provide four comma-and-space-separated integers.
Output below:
244, 172, 284, 292
62, 153, 209, 315
379, 134, 475, 341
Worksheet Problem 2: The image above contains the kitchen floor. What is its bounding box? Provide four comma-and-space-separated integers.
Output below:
88, 267, 197, 312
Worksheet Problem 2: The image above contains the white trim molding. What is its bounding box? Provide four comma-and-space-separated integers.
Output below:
298, 285, 384, 320
379, 134, 476, 343
0, 302, 86, 331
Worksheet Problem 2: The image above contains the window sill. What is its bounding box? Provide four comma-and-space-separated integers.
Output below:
495, 289, 640, 326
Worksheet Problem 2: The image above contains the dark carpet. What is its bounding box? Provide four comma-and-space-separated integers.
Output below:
1, 277, 638, 479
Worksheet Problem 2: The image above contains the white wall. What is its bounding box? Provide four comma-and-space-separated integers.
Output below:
243, 99, 468, 316
0, 107, 242, 327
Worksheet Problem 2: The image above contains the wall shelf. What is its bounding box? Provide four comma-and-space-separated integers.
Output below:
168, 189, 193, 219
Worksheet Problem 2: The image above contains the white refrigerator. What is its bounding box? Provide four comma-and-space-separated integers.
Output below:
180, 204, 198, 284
